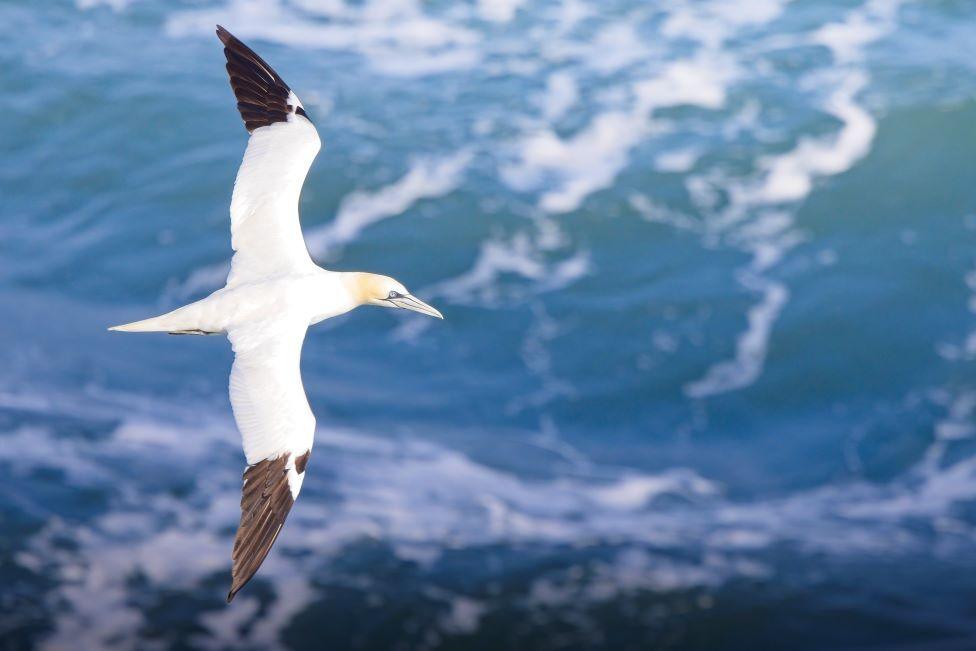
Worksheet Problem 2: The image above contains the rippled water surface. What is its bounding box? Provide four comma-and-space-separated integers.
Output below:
2, 0, 976, 649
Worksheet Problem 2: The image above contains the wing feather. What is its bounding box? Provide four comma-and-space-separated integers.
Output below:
216, 26, 322, 285
225, 320, 314, 601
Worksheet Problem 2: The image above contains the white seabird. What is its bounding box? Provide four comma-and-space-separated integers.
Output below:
110, 26, 443, 602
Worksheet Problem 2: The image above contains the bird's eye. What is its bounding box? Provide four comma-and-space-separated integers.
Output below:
388, 290, 400, 299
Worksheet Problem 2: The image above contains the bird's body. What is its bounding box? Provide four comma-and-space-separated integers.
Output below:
112, 270, 357, 335
110, 26, 442, 602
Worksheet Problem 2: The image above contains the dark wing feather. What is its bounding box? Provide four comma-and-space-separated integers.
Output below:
216, 25, 311, 133
226, 451, 310, 602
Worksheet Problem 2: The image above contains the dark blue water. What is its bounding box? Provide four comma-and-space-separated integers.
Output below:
3, 0, 976, 649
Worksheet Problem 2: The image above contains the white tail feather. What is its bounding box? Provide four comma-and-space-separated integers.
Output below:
108, 316, 171, 333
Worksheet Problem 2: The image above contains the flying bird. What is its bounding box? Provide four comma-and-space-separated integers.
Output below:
110, 26, 443, 602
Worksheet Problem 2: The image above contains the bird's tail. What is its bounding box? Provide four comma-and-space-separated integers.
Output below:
108, 301, 217, 335
108, 314, 173, 333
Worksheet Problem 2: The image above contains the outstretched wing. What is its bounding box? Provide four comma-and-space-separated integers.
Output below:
216, 26, 321, 286
225, 319, 315, 602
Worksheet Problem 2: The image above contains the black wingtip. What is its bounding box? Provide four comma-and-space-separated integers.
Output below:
227, 573, 248, 602
216, 25, 231, 45
215, 25, 299, 133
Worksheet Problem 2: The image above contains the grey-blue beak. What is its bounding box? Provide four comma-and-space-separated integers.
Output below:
389, 294, 443, 319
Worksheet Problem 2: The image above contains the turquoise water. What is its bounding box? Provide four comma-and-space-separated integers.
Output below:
2, 0, 976, 648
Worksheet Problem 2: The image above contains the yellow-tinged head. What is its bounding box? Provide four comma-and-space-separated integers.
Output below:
346, 273, 443, 319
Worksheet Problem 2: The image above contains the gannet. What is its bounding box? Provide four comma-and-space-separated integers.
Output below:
109, 26, 443, 602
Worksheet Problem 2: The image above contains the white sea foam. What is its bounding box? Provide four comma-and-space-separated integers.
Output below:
76, 0, 130, 11
589, 472, 719, 511
476, 0, 525, 24
684, 275, 789, 399
631, 56, 731, 113
811, 0, 904, 63
547, 0, 590, 35
439, 595, 486, 634
536, 70, 579, 122
368, 47, 482, 76
629, 193, 703, 233
678, 0, 904, 398
660, 0, 785, 50
655, 147, 701, 173
503, 55, 733, 214
10, 402, 723, 648
506, 304, 575, 414
935, 392, 976, 442
12, 383, 976, 649
754, 72, 876, 204
167, 0, 482, 78
392, 227, 589, 343
528, 548, 771, 609
581, 20, 650, 74
424, 231, 590, 305
927, 259, 976, 469
937, 262, 976, 362
503, 109, 646, 214
304, 150, 472, 258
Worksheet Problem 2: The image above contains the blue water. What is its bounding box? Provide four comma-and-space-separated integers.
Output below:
2, 0, 976, 648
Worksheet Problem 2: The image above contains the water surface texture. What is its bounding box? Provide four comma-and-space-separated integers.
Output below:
2, 0, 976, 649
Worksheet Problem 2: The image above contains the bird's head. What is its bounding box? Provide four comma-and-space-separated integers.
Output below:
347, 273, 443, 319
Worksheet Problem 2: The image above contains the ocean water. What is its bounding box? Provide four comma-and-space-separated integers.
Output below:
2, 0, 976, 648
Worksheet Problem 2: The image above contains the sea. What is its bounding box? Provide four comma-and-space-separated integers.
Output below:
2, 0, 976, 649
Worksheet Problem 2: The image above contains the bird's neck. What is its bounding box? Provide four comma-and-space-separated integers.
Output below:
306, 271, 364, 324
339, 272, 384, 306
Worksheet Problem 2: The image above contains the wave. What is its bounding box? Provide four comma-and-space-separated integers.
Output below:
535, 70, 579, 123
673, 0, 907, 398
475, 0, 525, 24
304, 150, 472, 260
6, 382, 976, 648
502, 54, 733, 214
683, 275, 789, 398
12, 0, 973, 647
425, 231, 589, 306
392, 225, 590, 342
166, 0, 482, 78
110, 0, 913, 406
752, 71, 876, 204
151, 0, 911, 405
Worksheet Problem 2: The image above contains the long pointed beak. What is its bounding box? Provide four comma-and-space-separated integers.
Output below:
390, 294, 443, 319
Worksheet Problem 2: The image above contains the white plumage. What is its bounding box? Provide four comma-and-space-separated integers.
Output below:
109, 26, 442, 602
228, 319, 314, 469
227, 106, 320, 286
